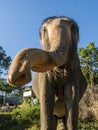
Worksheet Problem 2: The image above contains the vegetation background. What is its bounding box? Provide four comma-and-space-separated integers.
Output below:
0, 42, 98, 130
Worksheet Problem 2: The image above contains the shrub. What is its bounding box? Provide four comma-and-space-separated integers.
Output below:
12, 102, 40, 127
0, 112, 12, 129
78, 119, 98, 130
0, 101, 98, 130
0, 102, 40, 130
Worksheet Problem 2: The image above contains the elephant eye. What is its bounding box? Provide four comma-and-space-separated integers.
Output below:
40, 26, 49, 45
40, 27, 48, 40
43, 27, 47, 34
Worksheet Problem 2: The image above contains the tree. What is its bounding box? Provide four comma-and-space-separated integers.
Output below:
0, 46, 12, 104
0, 78, 15, 105
79, 42, 98, 86
0, 46, 11, 76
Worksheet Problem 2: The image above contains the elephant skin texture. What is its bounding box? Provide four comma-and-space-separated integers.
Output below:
8, 16, 87, 130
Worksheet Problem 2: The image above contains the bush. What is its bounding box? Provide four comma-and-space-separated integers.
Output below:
78, 119, 98, 130
12, 102, 40, 128
0, 112, 12, 129
0, 102, 40, 130
0, 101, 98, 130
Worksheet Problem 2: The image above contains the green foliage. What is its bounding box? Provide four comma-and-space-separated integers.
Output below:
12, 102, 40, 126
0, 78, 14, 93
78, 119, 98, 130
0, 102, 40, 130
0, 46, 11, 76
0, 78, 15, 105
0, 102, 98, 130
0, 112, 13, 130
79, 42, 98, 86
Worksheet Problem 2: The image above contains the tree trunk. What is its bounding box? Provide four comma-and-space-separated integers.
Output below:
3, 92, 7, 106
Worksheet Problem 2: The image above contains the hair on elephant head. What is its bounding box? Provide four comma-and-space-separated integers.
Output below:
7, 16, 87, 130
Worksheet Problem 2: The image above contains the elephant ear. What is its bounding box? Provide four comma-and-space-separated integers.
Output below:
71, 23, 79, 44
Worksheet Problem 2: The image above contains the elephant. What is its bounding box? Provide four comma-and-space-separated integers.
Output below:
7, 16, 87, 130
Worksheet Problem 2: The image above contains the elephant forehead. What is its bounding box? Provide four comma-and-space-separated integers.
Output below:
41, 19, 60, 30
60, 17, 69, 21
43, 18, 70, 28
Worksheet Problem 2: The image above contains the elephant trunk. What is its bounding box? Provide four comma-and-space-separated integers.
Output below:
7, 47, 68, 87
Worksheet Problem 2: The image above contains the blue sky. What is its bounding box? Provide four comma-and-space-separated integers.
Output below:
0, 0, 98, 60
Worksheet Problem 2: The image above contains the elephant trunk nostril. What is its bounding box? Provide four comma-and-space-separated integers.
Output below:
18, 73, 26, 81
8, 73, 26, 84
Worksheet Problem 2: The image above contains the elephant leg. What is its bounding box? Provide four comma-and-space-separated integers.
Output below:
32, 73, 40, 99
79, 70, 87, 101
62, 115, 66, 128
64, 84, 73, 130
64, 83, 79, 130
72, 82, 79, 130
39, 73, 56, 130
54, 115, 58, 129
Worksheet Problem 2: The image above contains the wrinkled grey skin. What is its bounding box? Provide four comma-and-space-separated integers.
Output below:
8, 16, 87, 130
32, 16, 87, 130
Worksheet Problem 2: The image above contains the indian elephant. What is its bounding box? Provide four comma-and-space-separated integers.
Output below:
7, 16, 87, 130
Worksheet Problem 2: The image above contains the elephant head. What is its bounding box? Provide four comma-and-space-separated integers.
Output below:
7, 16, 79, 87
40, 16, 79, 51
